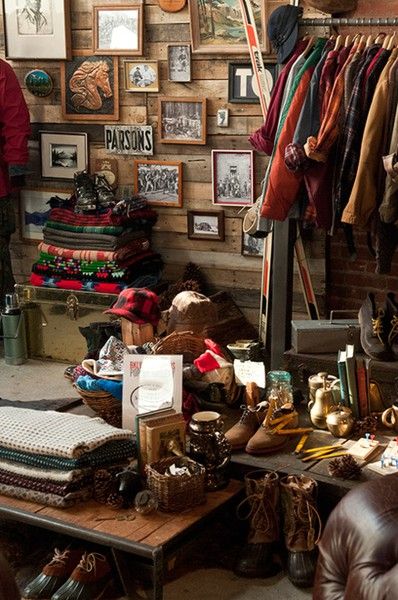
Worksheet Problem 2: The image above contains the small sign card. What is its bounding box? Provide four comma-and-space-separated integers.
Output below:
234, 360, 266, 388
104, 125, 154, 155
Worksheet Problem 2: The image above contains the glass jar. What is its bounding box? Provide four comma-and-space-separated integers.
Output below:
266, 370, 293, 409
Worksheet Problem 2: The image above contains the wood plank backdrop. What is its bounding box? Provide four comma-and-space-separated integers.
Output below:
5, 0, 325, 325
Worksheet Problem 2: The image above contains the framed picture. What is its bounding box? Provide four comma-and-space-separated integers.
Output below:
2, 0, 71, 60
93, 4, 143, 56
217, 108, 229, 127
134, 160, 183, 207
242, 231, 264, 257
158, 97, 206, 145
167, 44, 191, 82
40, 131, 88, 180
229, 62, 277, 103
187, 210, 225, 241
19, 188, 71, 243
212, 149, 254, 206
189, 0, 266, 54
60, 51, 119, 121
124, 60, 159, 92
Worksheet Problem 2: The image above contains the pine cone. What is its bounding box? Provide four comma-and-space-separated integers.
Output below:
106, 492, 124, 509
181, 262, 207, 293
352, 416, 378, 438
328, 454, 362, 479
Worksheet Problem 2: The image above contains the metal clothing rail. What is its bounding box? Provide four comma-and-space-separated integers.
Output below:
300, 17, 398, 27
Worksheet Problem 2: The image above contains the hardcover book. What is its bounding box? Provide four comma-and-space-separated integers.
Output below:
145, 413, 186, 464
345, 344, 359, 418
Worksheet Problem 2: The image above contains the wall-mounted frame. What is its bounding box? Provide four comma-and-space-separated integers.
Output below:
40, 131, 88, 180
189, 0, 267, 54
124, 60, 159, 92
2, 0, 71, 60
60, 51, 119, 121
242, 231, 263, 257
19, 188, 71, 243
134, 160, 183, 207
212, 149, 254, 206
228, 62, 277, 103
167, 44, 191, 82
93, 4, 143, 56
187, 210, 225, 241
158, 96, 207, 145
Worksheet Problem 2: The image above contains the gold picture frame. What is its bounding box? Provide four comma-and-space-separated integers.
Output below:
124, 60, 159, 92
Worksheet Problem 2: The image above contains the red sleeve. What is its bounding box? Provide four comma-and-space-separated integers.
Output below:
0, 59, 31, 165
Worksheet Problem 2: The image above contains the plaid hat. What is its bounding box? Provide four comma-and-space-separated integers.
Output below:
267, 5, 301, 64
104, 288, 161, 326
306, 0, 357, 13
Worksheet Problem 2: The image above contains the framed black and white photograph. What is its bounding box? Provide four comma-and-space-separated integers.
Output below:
242, 232, 263, 257
228, 62, 277, 103
187, 210, 225, 241
40, 131, 88, 180
217, 108, 229, 127
158, 97, 206, 145
2, 0, 71, 59
134, 160, 182, 207
167, 44, 191, 82
93, 4, 143, 56
19, 188, 71, 243
124, 60, 159, 92
212, 149, 254, 206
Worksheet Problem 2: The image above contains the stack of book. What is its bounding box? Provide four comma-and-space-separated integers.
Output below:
135, 409, 186, 473
337, 344, 368, 418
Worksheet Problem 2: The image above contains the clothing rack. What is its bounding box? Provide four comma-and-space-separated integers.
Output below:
300, 17, 398, 27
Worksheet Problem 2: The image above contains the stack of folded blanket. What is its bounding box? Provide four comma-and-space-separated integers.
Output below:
30, 196, 163, 294
0, 407, 135, 507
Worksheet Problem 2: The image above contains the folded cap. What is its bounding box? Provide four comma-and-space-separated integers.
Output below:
305, 0, 357, 13
104, 288, 160, 326
167, 291, 218, 336
267, 5, 301, 64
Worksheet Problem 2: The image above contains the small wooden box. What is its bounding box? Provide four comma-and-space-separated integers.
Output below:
121, 318, 155, 346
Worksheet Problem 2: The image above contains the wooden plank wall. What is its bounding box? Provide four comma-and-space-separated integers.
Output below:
4, 0, 325, 325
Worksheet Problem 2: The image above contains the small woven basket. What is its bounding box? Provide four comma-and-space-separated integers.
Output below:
151, 331, 207, 363
73, 384, 122, 428
146, 457, 206, 512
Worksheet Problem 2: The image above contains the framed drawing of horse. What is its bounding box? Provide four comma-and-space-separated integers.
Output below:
60, 51, 119, 121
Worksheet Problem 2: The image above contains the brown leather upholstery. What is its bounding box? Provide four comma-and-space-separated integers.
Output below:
313, 473, 398, 599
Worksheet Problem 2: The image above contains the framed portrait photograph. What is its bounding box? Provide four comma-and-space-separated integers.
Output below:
60, 51, 119, 121
93, 4, 143, 56
19, 188, 71, 243
212, 149, 254, 207
242, 231, 264, 257
134, 160, 182, 207
189, 0, 266, 54
40, 131, 88, 180
158, 97, 207, 145
229, 62, 277, 103
2, 0, 71, 60
124, 60, 159, 92
187, 210, 225, 241
167, 44, 191, 82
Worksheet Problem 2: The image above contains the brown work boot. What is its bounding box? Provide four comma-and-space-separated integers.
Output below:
245, 407, 299, 455
359, 292, 394, 361
225, 382, 266, 450
280, 474, 322, 588
385, 292, 398, 359
51, 552, 113, 600
235, 470, 282, 578
22, 548, 83, 600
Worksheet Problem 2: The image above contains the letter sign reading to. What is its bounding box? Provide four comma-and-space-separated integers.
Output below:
228, 63, 276, 104
104, 125, 154, 155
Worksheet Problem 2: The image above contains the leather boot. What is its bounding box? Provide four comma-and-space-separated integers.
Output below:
245, 407, 299, 455
385, 292, 398, 359
22, 548, 83, 600
74, 170, 97, 213
95, 173, 115, 209
235, 470, 281, 578
280, 474, 321, 588
358, 292, 394, 361
225, 383, 266, 450
51, 552, 113, 600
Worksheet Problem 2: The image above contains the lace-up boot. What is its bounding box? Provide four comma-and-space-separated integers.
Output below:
51, 552, 113, 600
225, 382, 266, 450
385, 292, 398, 359
245, 406, 299, 455
74, 170, 97, 213
22, 548, 82, 600
280, 474, 321, 588
235, 470, 281, 578
358, 292, 394, 361
95, 173, 115, 209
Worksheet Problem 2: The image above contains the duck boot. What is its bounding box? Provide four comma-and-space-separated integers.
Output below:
22, 548, 83, 600
51, 552, 113, 600
358, 292, 394, 361
74, 170, 97, 213
225, 382, 266, 450
235, 470, 282, 578
95, 174, 115, 209
385, 292, 398, 359
245, 408, 299, 455
280, 474, 321, 588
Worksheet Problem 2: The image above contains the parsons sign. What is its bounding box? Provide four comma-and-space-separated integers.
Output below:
104, 125, 153, 155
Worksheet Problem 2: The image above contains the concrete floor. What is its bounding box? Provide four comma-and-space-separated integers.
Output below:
0, 357, 312, 600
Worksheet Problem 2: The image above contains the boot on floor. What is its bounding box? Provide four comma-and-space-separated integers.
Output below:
225, 382, 266, 450
358, 292, 394, 361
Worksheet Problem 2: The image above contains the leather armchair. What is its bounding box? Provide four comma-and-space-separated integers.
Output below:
313, 473, 398, 599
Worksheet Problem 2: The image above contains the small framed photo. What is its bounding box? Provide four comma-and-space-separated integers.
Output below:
212, 149, 254, 206
167, 44, 191, 82
40, 131, 88, 180
124, 60, 159, 92
228, 62, 277, 103
2, 0, 71, 60
217, 108, 229, 128
60, 51, 119, 121
187, 210, 225, 241
242, 232, 264, 257
134, 160, 182, 207
158, 97, 206, 145
19, 188, 71, 243
93, 4, 143, 56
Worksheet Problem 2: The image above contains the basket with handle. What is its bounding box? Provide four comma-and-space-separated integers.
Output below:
151, 331, 207, 363
73, 384, 122, 428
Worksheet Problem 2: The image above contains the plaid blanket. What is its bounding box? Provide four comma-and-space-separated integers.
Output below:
49, 207, 157, 227
38, 239, 150, 262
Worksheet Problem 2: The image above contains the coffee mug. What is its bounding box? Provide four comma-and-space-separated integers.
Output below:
381, 402, 398, 431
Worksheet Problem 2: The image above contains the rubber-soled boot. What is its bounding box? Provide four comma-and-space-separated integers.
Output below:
22, 548, 82, 600
385, 292, 398, 359
74, 170, 97, 213
358, 292, 394, 361
235, 470, 282, 578
95, 174, 115, 209
51, 552, 113, 600
225, 383, 266, 450
245, 408, 298, 455
280, 475, 322, 588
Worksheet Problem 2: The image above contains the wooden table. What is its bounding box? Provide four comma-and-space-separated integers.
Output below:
0, 480, 242, 600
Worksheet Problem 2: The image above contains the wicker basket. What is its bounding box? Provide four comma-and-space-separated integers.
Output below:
73, 384, 122, 428
151, 331, 207, 363
146, 456, 206, 512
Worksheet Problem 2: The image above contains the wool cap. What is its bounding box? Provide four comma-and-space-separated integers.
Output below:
104, 288, 160, 326
267, 5, 301, 64
167, 291, 218, 336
